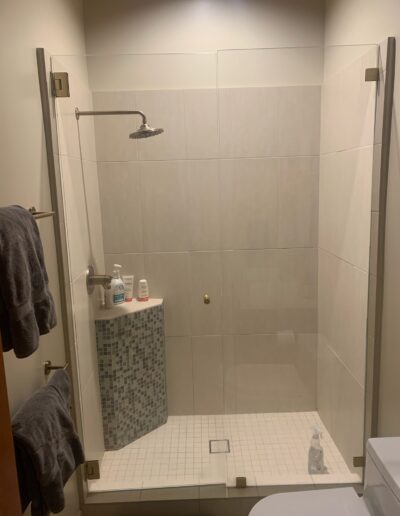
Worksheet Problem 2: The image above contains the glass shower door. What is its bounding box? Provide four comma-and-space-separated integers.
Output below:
217, 44, 379, 488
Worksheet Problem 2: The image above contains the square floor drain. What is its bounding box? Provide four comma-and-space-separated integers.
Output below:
209, 439, 230, 454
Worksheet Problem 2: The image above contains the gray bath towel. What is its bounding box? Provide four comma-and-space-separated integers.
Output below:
0, 205, 57, 358
12, 369, 85, 515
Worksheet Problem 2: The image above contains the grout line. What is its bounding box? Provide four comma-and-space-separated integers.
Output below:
318, 336, 365, 391
318, 246, 370, 276
92, 155, 321, 164
320, 144, 375, 158
104, 247, 316, 256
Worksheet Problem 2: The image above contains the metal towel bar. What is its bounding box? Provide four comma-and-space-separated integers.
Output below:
43, 360, 69, 375
29, 206, 55, 220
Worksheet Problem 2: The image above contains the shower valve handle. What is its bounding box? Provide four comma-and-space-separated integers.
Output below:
86, 265, 112, 294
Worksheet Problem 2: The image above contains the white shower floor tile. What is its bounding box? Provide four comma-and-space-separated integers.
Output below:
88, 412, 361, 492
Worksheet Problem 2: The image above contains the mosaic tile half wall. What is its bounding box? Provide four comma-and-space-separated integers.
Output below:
95, 302, 167, 450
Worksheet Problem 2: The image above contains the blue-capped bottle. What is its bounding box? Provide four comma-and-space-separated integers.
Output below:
110, 264, 125, 306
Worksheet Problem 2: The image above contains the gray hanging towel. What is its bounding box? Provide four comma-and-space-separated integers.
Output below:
0, 205, 57, 358
12, 369, 85, 515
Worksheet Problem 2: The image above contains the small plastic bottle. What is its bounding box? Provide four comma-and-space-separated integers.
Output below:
137, 279, 149, 301
308, 427, 328, 474
105, 264, 125, 308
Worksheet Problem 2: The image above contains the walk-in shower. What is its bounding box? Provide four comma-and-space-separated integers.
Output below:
38, 38, 394, 509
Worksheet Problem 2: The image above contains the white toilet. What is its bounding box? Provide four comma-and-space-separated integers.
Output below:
250, 438, 400, 516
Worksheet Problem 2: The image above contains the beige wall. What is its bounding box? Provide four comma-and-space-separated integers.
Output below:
0, 0, 87, 514
324, 0, 400, 438
83, 0, 325, 54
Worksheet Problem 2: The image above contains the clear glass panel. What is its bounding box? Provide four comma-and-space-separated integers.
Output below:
50, 43, 379, 495
217, 44, 378, 488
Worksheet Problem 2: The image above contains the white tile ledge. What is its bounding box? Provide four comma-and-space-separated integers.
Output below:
95, 298, 163, 321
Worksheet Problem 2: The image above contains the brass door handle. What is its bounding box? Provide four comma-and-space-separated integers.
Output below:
203, 294, 210, 304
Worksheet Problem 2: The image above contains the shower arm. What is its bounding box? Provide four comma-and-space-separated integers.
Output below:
75, 108, 147, 125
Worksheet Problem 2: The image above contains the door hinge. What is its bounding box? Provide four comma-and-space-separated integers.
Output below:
236, 476, 247, 488
365, 67, 379, 82
51, 72, 70, 97
353, 456, 366, 468
85, 460, 100, 480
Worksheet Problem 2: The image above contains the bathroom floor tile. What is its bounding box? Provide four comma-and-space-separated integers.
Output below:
88, 412, 361, 493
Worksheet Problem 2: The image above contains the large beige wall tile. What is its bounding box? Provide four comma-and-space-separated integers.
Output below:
219, 86, 320, 158
276, 86, 321, 157
222, 249, 317, 334
278, 157, 319, 248
186, 160, 221, 251
279, 248, 318, 333
319, 146, 373, 271
136, 90, 186, 161
318, 249, 368, 387
140, 160, 188, 252
317, 337, 365, 473
218, 47, 323, 89
184, 89, 219, 159
93, 91, 139, 162
234, 333, 317, 413
98, 161, 143, 254
320, 48, 377, 154
219, 87, 277, 158
165, 337, 194, 415
222, 250, 281, 334
222, 336, 236, 414
192, 336, 224, 414
144, 252, 191, 336
316, 335, 335, 431
189, 252, 222, 336
220, 158, 279, 249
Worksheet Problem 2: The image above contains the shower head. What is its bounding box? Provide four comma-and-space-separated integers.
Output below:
129, 123, 164, 139
75, 108, 164, 139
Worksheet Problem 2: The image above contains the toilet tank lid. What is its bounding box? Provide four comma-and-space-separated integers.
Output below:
367, 438, 400, 501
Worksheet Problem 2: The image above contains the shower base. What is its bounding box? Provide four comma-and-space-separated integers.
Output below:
88, 411, 361, 493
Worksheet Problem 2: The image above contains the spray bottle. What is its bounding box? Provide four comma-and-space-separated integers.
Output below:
308, 426, 328, 474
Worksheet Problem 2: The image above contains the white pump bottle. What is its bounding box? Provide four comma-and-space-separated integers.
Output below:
105, 264, 125, 308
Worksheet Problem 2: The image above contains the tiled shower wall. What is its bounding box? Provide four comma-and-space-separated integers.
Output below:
94, 74, 321, 415
317, 47, 378, 472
